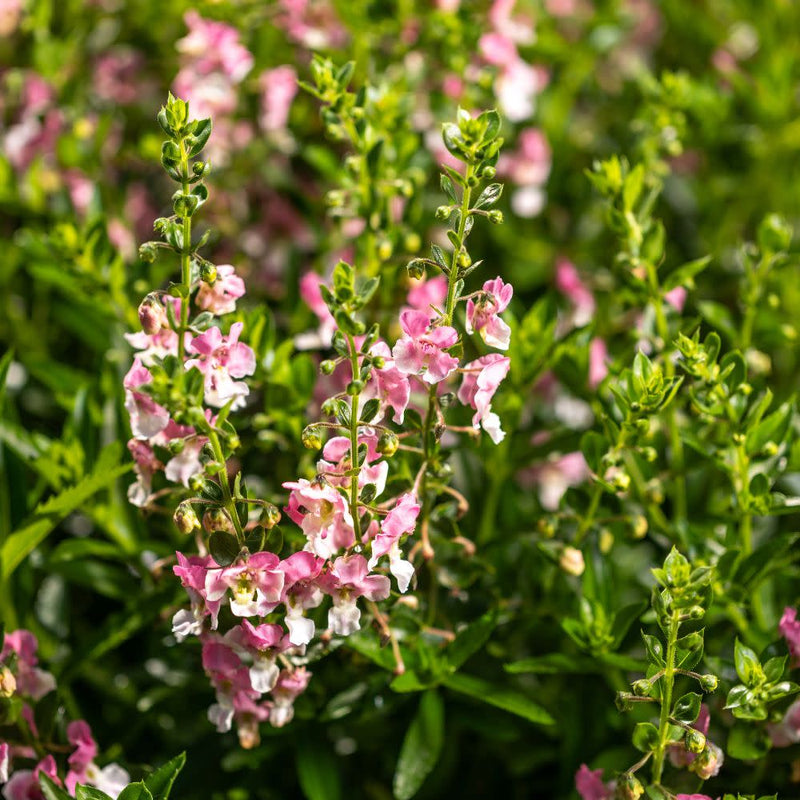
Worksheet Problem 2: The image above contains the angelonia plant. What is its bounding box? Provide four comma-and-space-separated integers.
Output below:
0, 628, 185, 799
122, 86, 511, 749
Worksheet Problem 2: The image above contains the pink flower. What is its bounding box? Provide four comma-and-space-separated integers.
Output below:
259, 65, 298, 133
588, 338, 609, 389
556, 258, 595, 327
665, 286, 687, 312
466, 278, 513, 350
368, 493, 419, 592
196, 265, 246, 316
768, 698, 800, 747
186, 322, 256, 408
164, 436, 206, 488
283, 478, 355, 559
317, 434, 389, 498
575, 764, 614, 800
280, 552, 325, 646
270, 667, 312, 728
360, 342, 411, 424
780, 607, 800, 667
3, 755, 59, 800
204, 552, 285, 619
676, 796, 714, 800
406, 275, 448, 318
178, 12, 253, 83
479, 32, 518, 68
228, 620, 289, 693
296, 272, 336, 350
123, 358, 170, 440
518, 452, 590, 511
0, 742, 8, 784
126, 439, 161, 508
457, 354, 511, 444
320, 554, 391, 636
392, 309, 459, 384
173, 552, 224, 635
0, 631, 55, 701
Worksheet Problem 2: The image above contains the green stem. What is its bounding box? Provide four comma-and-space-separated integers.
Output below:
346, 333, 362, 541
575, 482, 603, 544
208, 428, 243, 542
177, 137, 192, 364
443, 162, 475, 325
651, 612, 680, 785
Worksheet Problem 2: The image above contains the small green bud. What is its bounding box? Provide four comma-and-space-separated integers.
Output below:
685, 728, 706, 753
615, 692, 633, 712
488, 209, 504, 224
260, 503, 281, 529
199, 261, 217, 285
320, 360, 336, 375
347, 380, 364, 395
192, 161, 209, 177
758, 213, 793, 253
687, 605, 706, 620
631, 679, 651, 697
615, 773, 643, 800
203, 507, 235, 534
372, 356, 385, 369
168, 438, 185, 455
762, 440, 779, 456
377, 432, 399, 458
699, 674, 718, 692
406, 259, 426, 279
344, 155, 360, 174
321, 398, 338, 417
482, 165, 496, 179
302, 425, 323, 450
467, 174, 479, 187
435, 205, 452, 221
631, 515, 648, 539
228, 435, 241, 451
189, 474, 205, 492
173, 502, 201, 534
457, 250, 472, 269
138, 242, 158, 263
537, 517, 556, 538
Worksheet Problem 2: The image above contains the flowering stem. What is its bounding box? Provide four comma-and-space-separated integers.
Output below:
207, 427, 244, 543
443, 162, 475, 326
177, 137, 192, 364
651, 610, 680, 785
346, 332, 362, 540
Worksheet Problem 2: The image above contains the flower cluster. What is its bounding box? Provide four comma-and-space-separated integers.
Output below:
123, 92, 515, 748
0, 630, 131, 799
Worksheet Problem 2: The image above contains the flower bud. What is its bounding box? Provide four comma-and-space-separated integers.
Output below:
615, 692, 633, 712
699, 674, 718, 692
435, 205, 452, 221
203, 507, 235, 534
199, 261, 217, 285
631, 679, 651, 697
406, 259, 426, 279
321, 398, 338, 417
615, 773, 643, 800
377, 239, 393, 260
347, 380, 364, 395
457, 250, 472, 269
138, 242, 158, 263
559, 546, 585, 576
687, 605, 706, 620
372, 356, 385, 369
599, 528, 614, 554
690, 742, 724, 780
138, 294, 169, 335
174, 502, 200, 534
260, 503, 281, 529
0, 666, 17, 698
377, 432, 399, 458
302, 425, 323, 450
320, 360, 336, 375
404, 232, 422, 253
488, 209, 504, 224
482, 165, 496, 179
192, 161, 209, 177
168, 438, 186, 455
685, 728, 706, 754
537, 517, 556, 538
631, 515, 648, 539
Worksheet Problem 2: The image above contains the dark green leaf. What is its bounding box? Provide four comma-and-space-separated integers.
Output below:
393, 691, 445, 800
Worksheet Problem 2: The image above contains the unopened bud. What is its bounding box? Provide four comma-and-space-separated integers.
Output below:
302, 425, 323, 450
192, 161, 209, 177
260, 503, 281, 529
762, 441, 779, 457
615, 773, 643, 800
173, 502, 200, 534
347, 380, 364, 395
321, 398, 338, 417
406, 259, 426, 279
482, 165, 496, 179
537, 517, 556, 538
457, 250, 472, 268
203, 507, 235, 534
372, 356, 385, 370
435, 205, 452, 221
687, 605, 706, 620
377, 239, 393, 260
0, 666, 16, 698
138, 294, 168, 335
690, 742, 723, 780
488, 209, 504, 224
559, 546, 585, 576
699, 674, 718, 692
138, 242, 158, 263
615, 692, 633, 712
377, 432, 399, 457
685, 728, 706, 753
199, 261, 217, 285
631, 679, 651, 697
320, 360, 336, 375
632, 515, 648, 539
599, 528, 614, 554
404, 232, 422, 253
238, 723, 260, 750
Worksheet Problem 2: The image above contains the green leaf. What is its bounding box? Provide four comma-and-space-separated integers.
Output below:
746, 400, 793, 456
1, 443, 129, 580
393, 691, 445, 800
39, 775, 73, 800
209, 531, 240, 567
611, 601, 647, 648
473, 183, 503, 210
672, 692, 702, 723
734, 638, 763, 687
76, 787, 114, 800
296, 739, 342, 800
505, 652, 644, 675
632, 721, 660, 753
143, 752, 186, 799
117, 783, 153, 800
443, 673, 554, 725
444, 610, 498, 671
0, 348, 13, 413
662, 255, 712, 291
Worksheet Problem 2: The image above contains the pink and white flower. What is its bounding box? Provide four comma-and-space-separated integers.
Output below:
123, 359, 170, 440
280, 552, 325, 646
0, 742, 8, 784
780, 606, 800, 667
317, 435, 389, 499
457, 354, 511, 444
574, 764, 615, 800
406, 275, 448, 319
0, 631, 55, 701
555, 258, 595, 328
466, 278, 513, 350
228, 620, 290, 694
320, 554, 391, 636
368, 493, 419, 592
196, 265, 246, 316
259, 65, 298, 133
296, 271, 336, 350
186, 322, 256, 409
392, 310, 459, 384
173, 552, 224, 634
269, 667, 312, 728
2, 755, 59, 800
204, 552, 285, 619
283, 478, 355, 559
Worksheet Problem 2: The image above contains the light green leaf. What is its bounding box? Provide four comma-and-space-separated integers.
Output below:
143, 752, 186, 800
